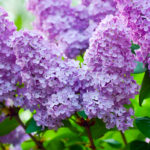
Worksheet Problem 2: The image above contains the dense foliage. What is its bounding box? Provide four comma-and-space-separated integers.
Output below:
0, 0, 150, 150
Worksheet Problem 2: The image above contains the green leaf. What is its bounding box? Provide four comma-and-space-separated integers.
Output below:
88, 119, 108, 139
139, 70, 150, 106
103, 139, 122, 148
134, 61, 146, 74
131, 42, 140, 54
26, 118, 42, 134
21, 140, 36, 150
19, 108, 32, 124
130, 140, 150, 150
45, 140, 65, 150
75, 55, 84, 67
122, 144, 130, 150
43, 128, 81, 150
62, 119, 81, 134
68, 144, 83, 150
132, 73, 145, 85
0, 117, 19, 136
14, 14, 23, 31
77, 111, 87, 120
43, 127, 82, 144
135, 117, 150, 138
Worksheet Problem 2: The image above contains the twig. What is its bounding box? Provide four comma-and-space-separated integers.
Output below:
120, 131, 127, 146
85, 124, 96, 150
7, 107, 45, 150
14, 114, 45, 150
75, 114, 96, 150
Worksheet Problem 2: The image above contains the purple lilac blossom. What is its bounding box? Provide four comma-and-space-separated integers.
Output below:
27, 0, 89, 58
12, 30, 95, 129
0, 113, 5, 122
115, 0, 150, 69
11, 27, 138, 130
0, 7, 21, 104
82, 0, 117, 23
27, 0, 117, 58
84, 15, 139, 131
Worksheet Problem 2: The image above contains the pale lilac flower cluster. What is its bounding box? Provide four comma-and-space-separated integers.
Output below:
82, 0, 117, 23
27, 0, 117, 58
0, 1, 139, 132
0, 7, 21, 103
12, 31, 95, 129
84, 15, 139, 130
27, 0, 89, 58
115, 0, 150, 68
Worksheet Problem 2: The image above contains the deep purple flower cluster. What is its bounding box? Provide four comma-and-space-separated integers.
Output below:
0, 7, 21, 103
27, 0, 117, 58
115, 0, 150, 68
84, 15, 139, 130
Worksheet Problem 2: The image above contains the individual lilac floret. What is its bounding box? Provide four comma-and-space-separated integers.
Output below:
12, 30, 94, 129
115, 0, 150, 67
84, 15, 139, 131
27, 0, 89, 58
0, 113, 5, 122
0, 125, 29, 149
82, 0, 90, 6
0, 7, 21, 103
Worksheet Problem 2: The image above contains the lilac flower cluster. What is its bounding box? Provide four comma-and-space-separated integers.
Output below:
0, 0, 141, 132
115, 0, 150, 68
27, 0, 117, 58
12, 29, 137, 130
12, 31, 96, 129
27, 0, 89, 58
0, 7, 21, 103
84, 15, 139, 130
82, 0, 117, 23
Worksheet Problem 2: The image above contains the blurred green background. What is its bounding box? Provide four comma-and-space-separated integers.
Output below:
0, 0, 34, 30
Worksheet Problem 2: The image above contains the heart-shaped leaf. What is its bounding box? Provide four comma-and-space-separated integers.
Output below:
26, 118, 42, 133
